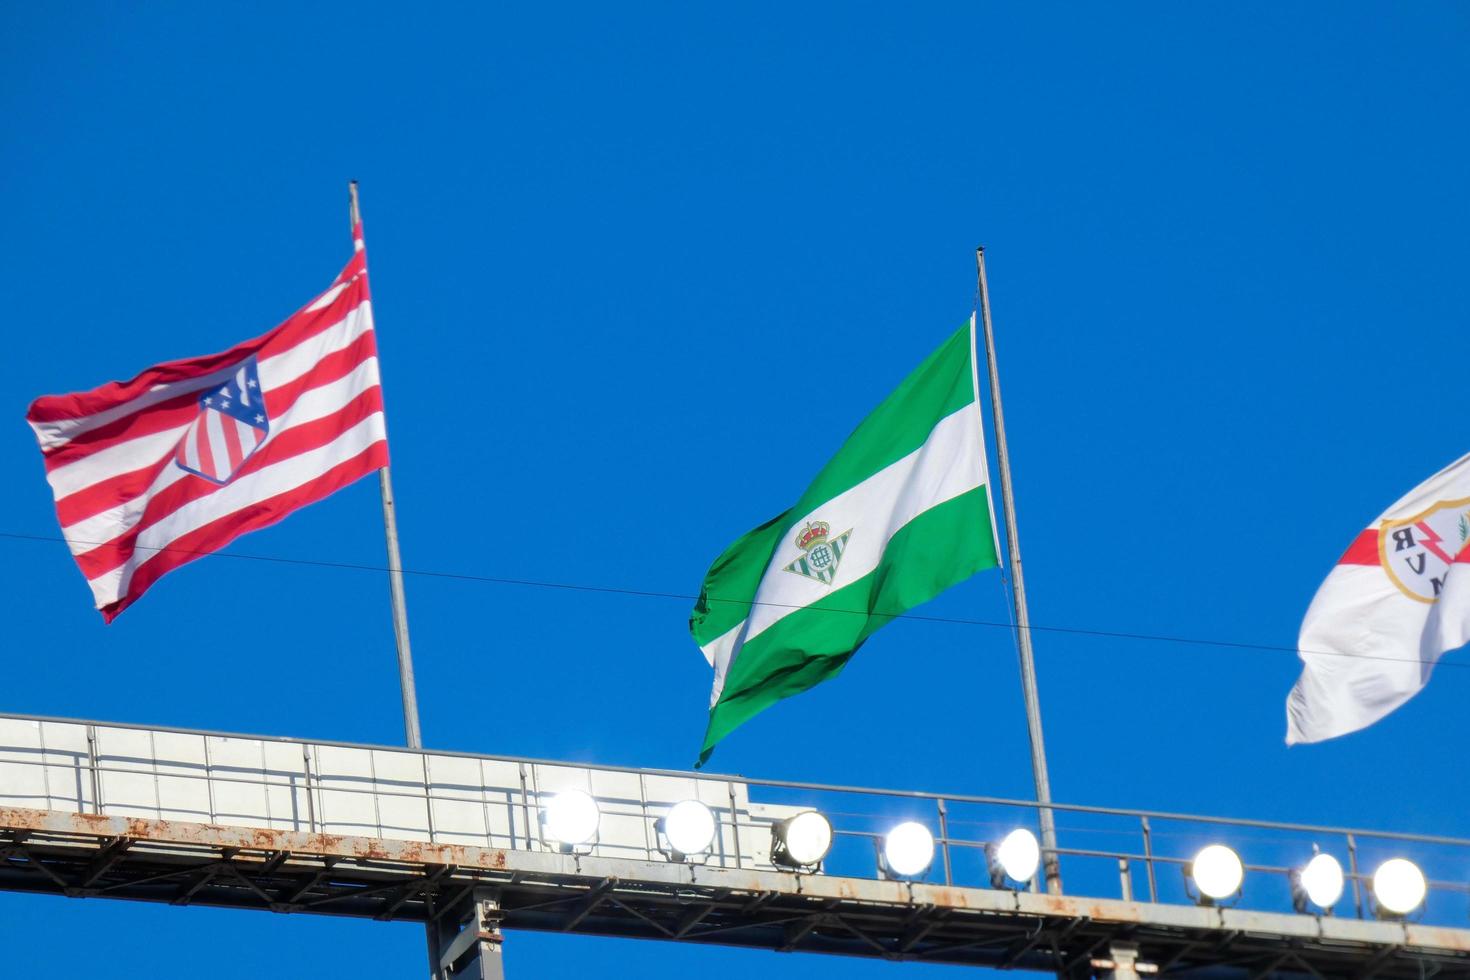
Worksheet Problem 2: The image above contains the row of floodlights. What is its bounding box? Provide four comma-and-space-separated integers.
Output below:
1189, 843, 1430, 916
540, 791, 1042, 884
542, 793, 1437, 916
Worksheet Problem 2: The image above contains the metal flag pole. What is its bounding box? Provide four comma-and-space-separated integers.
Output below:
348, 181, 424, 750
975, 246, 1062, 895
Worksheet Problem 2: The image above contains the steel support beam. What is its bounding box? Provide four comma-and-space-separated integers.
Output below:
0, 805, 1468, 980
434, 888, 505, 980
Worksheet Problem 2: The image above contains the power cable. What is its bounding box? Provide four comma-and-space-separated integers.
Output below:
0, 529, 1463, 671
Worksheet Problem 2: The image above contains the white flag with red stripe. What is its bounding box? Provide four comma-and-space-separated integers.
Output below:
26, 225, 389, 621
1287, 452, 1470, 744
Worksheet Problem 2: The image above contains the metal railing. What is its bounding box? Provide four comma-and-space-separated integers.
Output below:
1, 711, 1467, 928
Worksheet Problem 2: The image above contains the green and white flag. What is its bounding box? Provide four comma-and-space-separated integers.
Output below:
691, 318, 1001, 765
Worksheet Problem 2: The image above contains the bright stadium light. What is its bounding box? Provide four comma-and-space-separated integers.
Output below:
660, 799, 717, 859
1291, 852, 1345, 913
881, 821, 935, 879
987, 828, 1041, 888
771, 810, 833, 870
542, 790, 600, 849
1372, 858, 1427, 917
1189, 844, 1244, 903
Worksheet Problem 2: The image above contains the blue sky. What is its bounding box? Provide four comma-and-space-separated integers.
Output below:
2, 3, 1469, 976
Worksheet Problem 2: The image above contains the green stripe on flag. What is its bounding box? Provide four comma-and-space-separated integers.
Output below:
790, 325, 974, 519
689, 509, 791, 647
698, 486, 998, 765
690, 324, 976, 651
690, 320, 1001, 765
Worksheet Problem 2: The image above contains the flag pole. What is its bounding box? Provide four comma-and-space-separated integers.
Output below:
349, 181, 424, 750
975, 246, 1061, 894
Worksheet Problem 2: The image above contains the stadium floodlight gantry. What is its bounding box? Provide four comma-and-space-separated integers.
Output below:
1, 713, 1469, 980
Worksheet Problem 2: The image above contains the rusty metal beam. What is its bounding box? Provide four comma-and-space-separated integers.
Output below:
2, 805, 1469, 979
741, 890, 778, 914
377, 866, 451, 921
563, 877, 616, 931
1355, 944, 1405, 980
780, 916, 824, 952
281, 857, 339, 905
78, 836, 133, 888
220, 860, 281, 906
2, 849, 69, 889
605, 896, 676, 938
673, 901, 718, 939
1001, 917, 1082, 970
170, 848, 239, 906
897, 913, 946, 954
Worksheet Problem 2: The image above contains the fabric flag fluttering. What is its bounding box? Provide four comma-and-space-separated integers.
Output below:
26, 226, 388, 621
1287, 451, 1470, 744
691, 319, 1001, 765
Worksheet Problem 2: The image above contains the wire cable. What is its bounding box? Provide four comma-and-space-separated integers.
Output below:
0, 529, 1463, 671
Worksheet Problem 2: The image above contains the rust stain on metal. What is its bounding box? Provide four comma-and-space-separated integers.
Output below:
1407, 925, 1470, 953
918, 887, 970, 909
0, 807, 523, 873
1033, 894, 1118, 920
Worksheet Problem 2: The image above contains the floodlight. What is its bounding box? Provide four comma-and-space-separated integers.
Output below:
1291, 852, 1344, 913
988, 828, 1041, 887
1372, 858, 1426, 916
661, 799, 717, 858
771, 810, 833, 869
1189, 844, 1244, 902
881, 821, 935, 878
542, 790, 600, 849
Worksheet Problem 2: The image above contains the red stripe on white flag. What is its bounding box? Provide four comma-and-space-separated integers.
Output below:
1287, 451, 1470, 744
25, 249, 391, 620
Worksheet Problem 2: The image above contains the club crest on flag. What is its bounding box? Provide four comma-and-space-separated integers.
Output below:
1376, 496, 1470, 603
783, 520, 852, 586
173, 358, 270, 486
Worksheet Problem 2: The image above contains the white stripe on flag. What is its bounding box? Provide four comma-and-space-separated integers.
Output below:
235, 417, 259, 454
29, 291, 368, 453
60, 357, 383, 556
709, 401, 983, 704
205, 410, 229, 480
88, 412, 388, 606
42, 301, 374, 498
181, 418, 202, 473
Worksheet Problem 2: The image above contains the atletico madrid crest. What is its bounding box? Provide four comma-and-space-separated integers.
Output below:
174, 358, 270, 485
1377, 496, 1470, 603
783, 520, 852, 586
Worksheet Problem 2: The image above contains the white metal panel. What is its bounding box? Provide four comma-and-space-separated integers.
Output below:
481, 759, 533, 850
151, 731, 211, 823
0, 719, 793, 870
312, 743, 383, 838
0, 719, 50, 810
94, 726, 161, 819
424, 753, 489, 846
372, 749, 431, 842
39, 721, 92, 812
207, 736, 272, 827
260, 740, 310, 832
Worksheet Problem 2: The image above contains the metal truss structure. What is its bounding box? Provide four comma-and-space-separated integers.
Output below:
2, 805, 1468, 980
3, 713, 1470, 979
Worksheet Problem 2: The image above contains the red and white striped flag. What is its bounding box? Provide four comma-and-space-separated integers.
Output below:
1287, 452, 1470, 743
26, 224, 389, 621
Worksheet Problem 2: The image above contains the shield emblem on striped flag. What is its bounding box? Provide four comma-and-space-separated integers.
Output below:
174, 358, 270, 485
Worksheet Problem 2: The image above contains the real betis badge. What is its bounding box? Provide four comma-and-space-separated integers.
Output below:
783, 521, 852, 586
